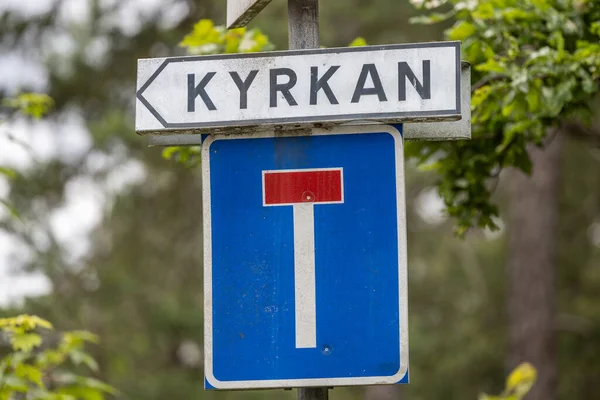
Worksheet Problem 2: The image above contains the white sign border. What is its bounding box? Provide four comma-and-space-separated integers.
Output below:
137, 41, 461, 134
203, 124, 409, 389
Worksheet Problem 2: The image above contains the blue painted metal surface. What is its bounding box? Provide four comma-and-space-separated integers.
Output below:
203, 125, 409, 389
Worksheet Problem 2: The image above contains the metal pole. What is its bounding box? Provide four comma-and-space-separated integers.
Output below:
298, 387, 329, 400
287, 1, 326, 399
288, 0, 319, 50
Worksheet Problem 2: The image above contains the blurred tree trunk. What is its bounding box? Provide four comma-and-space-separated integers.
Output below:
508, 132, 563, 400
364, 386, 401, 400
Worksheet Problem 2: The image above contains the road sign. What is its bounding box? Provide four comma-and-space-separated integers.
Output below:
145, 60, 471, 147
227, 0, 273, 28
136, 42, 461, 135
203, 125, 409, 389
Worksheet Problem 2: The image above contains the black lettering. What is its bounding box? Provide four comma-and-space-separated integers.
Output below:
310, 66, 340, 105
229, 70, 259, 109
270, 68, 298, 107
398, 60, 431, 101
351, 64, 387, 103
188, 72, 217, 112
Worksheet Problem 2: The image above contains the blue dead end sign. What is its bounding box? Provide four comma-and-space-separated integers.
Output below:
203, 125, 409, 390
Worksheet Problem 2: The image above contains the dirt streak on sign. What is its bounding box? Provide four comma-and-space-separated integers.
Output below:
136, 42, 461, 134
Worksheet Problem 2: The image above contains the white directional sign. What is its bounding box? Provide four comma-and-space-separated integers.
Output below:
136, 42, 461, 135
227, 0, 273, 28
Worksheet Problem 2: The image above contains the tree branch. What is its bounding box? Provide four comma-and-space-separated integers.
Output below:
472, 74, 509, 92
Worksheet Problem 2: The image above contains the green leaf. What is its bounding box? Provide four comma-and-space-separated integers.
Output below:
11, 333, 42, 352
471, 86, 493, 108
28, 316, 52, 330
36, 348, 66, 366
239, 29, 272, 53
590, 21, 600, 37
0, 198, 21, 221
506, 362, 537, 397
162, 146, 180, 160
476, 59, 507, 73
550, 32, 565, 61
472, 2, 494, 20
543, 78, 577, 117
69, 331, 99, 343
418, 161, 442, 172
526, 81, 542, 112
69, 349, 99, 371
0, 315, 53, 331
15, 364, 44, 387
58, 387, 104, 400
76, 377, 117, 394
223, 31, 243, 53
179, 19, 222, 50
54, 394, 78, 400
530, 0, 550, 10
498, 120, 535, 153
447, 21, 477, 40
0, 166, 17, 179
4, 93, 54, 119
501, 8, 535, 22
54, 373, 117, 395
348, 37, 367, 47
501, 99, 517, 118
4, 376, 29, 392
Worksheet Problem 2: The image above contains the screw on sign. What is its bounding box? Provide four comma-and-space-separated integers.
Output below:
263, 168, 344, 349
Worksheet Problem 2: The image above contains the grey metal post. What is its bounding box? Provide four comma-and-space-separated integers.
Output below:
288, 0, 319, 50
298, 387, 328, 400
287, 0, 327, 399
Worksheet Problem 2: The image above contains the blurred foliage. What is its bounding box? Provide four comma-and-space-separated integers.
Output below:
479, 363, 536, 400
0, 315, 115, 400
3, 94, 54, 120
180, 19, 274, 54
348, 37, 368, 47
408, 0, 600, 235
0, 93, 54, 220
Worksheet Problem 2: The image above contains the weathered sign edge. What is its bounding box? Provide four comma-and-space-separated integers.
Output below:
227, 0, 274, 29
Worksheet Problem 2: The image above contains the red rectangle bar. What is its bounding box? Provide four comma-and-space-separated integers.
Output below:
263, 169, 343, 205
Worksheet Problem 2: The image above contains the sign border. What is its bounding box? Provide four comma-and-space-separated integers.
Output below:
137, 41, 461, 132
202, 125, 409, 389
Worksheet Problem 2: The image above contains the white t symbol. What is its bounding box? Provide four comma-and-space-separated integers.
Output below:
263, 168, 344, 348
